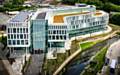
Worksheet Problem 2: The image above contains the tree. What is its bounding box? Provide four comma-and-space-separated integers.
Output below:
109, 0, 120, 5
110, 14, 120, 25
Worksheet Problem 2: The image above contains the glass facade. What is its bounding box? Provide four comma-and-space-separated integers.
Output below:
65, 14, 109, 38
31, 20, 48, 52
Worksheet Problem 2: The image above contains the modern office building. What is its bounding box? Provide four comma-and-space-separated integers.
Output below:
7, 11, 33, 57
31, 4, 109, 55
7, 4, 109, 58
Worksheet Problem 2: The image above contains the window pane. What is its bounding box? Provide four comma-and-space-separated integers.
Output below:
20, 28, 22, 33
8, 40, 11, 45
11, 34, 13, 39
8, 28, 10, 33
17, 28, 19, 33
17, 40, 20, 45
23, 28, 25, 33
64, 36, 66, 40
53, 36, 55, 39
13, 28, 16, 33
25, 40, 28, 44
14, 34, 16, 39
56, 35, 59, 40
21, 40, 24, 45
8, 34, 10, 39
53, 30, 56, 34
20, 34, 23, 39
13, 40, 16, 45
17, 34, 19, 39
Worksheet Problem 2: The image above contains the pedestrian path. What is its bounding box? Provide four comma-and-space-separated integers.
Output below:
24, 54, 44, 75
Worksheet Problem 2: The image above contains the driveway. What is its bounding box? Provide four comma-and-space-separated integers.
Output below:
24, 54, 44, 75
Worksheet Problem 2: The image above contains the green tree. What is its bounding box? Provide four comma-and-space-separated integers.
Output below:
110, 14, 120, 25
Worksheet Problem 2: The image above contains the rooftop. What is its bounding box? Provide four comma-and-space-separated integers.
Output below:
53, 12, 89, 23
10, 12, 31, 22
36, 12, 46, 19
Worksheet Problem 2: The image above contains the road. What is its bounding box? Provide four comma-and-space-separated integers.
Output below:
0, 43, 15, 75
24, 54, 44, 75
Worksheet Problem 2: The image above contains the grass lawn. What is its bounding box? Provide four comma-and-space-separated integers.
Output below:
80, 40, 102, 50
80, 42, 96, 50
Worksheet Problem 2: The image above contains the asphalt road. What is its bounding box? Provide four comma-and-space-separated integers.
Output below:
24, 54, 44, 75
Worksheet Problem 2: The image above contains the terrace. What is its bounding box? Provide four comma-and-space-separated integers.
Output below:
53, 12, 89, 23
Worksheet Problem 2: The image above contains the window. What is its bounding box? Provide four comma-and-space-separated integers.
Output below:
81, 20, 83, 23
62, 30, 64, 34
21, 40, 24, 45
64, 36, 66, 40
53, 30, 56, 34
25, 40, 28, 44
14, 34, 16, 39
13, 40, 16, 45
49, 36, 51, 40
11, 34, 13, 39
8, 40, 11, 45
93, 22, 95, 26
17, 34, 19, 39
8, 28, 10, 33
76, 25, 79, 28
52, 36, 55, 39
56, 35, 59, 40
88, 19, 90, 22
17, 40, 20, 45
23, 28, 25, 33
20, 28, 22, 33
59, 30, 61, 34
65, 31, 66, 34
60, 36, 63, 40
24, 34, 26, 39
26, 28, 28, 33
17, 28, 19, 33
13, 28, 16, 33
8, 34, 10, 39
20, 34, 23, 39
57, 30, 59, 34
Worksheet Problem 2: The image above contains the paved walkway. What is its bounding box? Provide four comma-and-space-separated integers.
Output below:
24, 54, 44, 75
106, 39, 120, 63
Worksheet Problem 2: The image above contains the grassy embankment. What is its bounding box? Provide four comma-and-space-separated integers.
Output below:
81, 46, 108, 75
